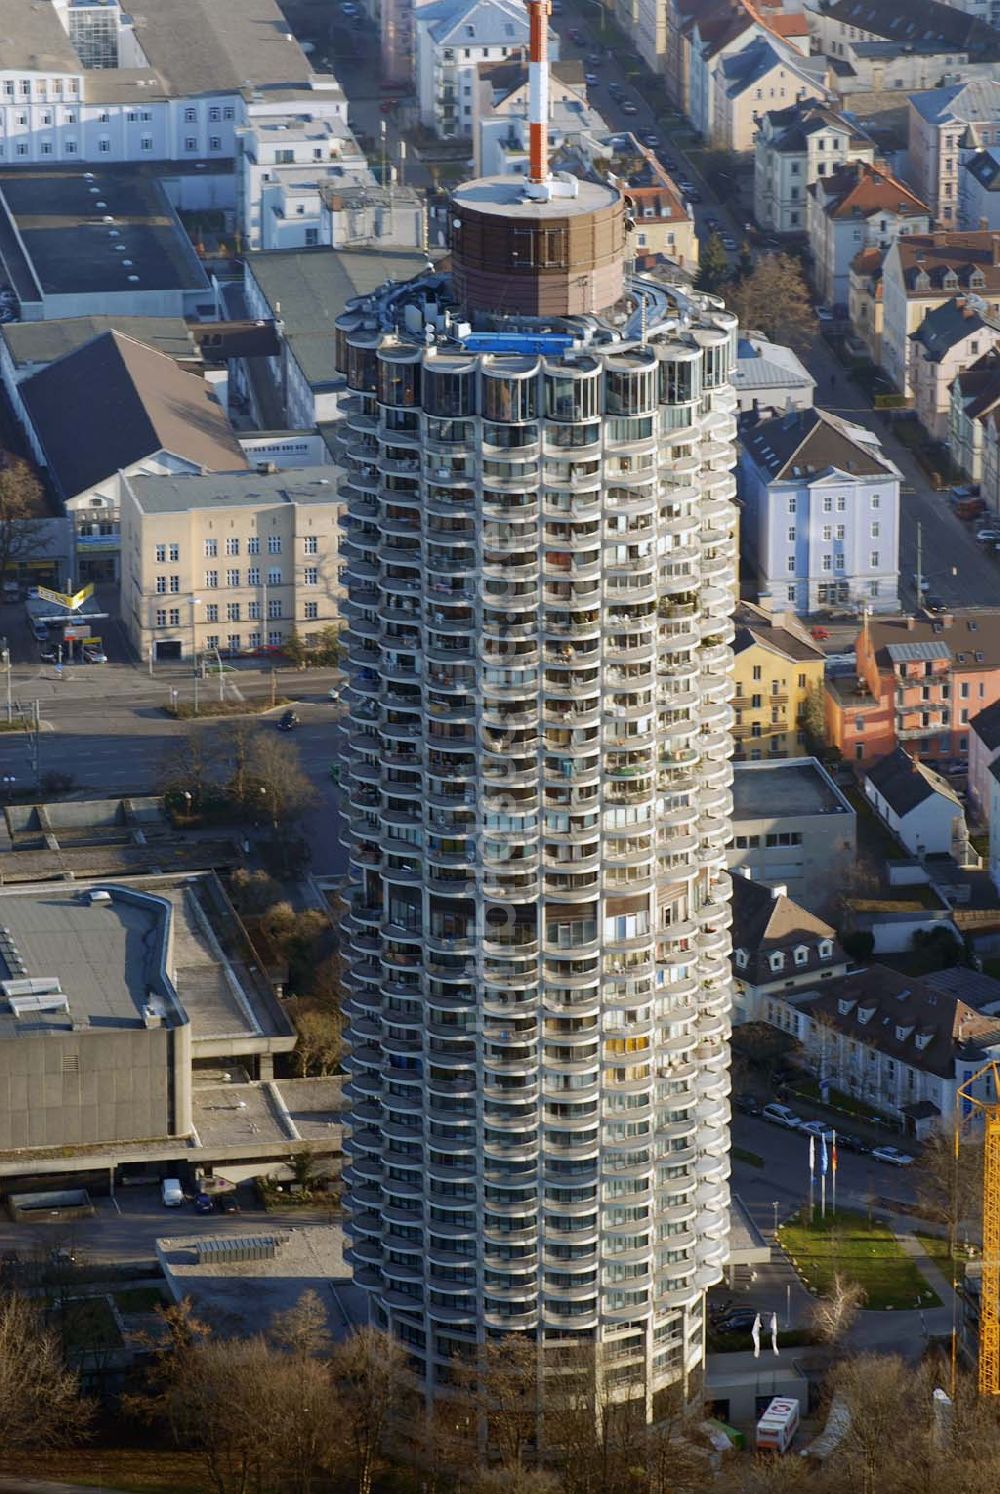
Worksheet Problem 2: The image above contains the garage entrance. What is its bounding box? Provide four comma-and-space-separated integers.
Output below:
155, 640, 182, 661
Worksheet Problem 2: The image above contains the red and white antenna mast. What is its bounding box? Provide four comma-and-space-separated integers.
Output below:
526, 0, 550, 192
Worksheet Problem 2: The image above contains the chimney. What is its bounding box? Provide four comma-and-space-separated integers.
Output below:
981, 217, 989, 232
906, 615, 917, 630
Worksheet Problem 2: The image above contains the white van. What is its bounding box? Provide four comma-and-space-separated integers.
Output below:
161, 1177, 184, 1207
757, 1397, 800, 1454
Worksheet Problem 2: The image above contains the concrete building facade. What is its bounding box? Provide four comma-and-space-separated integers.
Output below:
729, 758, 857, 912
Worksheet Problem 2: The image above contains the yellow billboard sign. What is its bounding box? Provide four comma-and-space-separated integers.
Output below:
34, 581, 94, 612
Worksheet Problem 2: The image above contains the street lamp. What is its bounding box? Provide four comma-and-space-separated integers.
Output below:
189, 598, 201, 715
772, 1200, 779, 1235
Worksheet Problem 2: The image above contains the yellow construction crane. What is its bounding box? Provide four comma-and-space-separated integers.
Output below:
957, 1060, 1000, 1396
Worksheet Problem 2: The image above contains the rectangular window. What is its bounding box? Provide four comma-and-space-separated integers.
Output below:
823, 496, 832, 512
787, 527, 795, 543
304, 535, 318, 555
169, 544, 179, 561
248, 536, 260, 555
305, 601, 319, 620
248, 601, 261, 620
303, 566, 318, 586
169, 575, 180, 593
168, 608, 180, 626
209, 135, 221, 151
268, 629, 283, 647
248, 631, 261, 649
248, 566, 260, 586
204, 539, 217, 557
226, 538, 239, 556
267, 567, 282, 586
268, 599, 282, 620
822, 554, 832, 572
205, 570, 218, 588
227, 603, 240, 622
206, 604, 219, 623
155, 576, 167, 594
870, 551, 879, 567
822, 526, 832, 541
228, 634, 241, 653
226, 568, 240, 587
206, 635, 220, 650
155, 544, 166, 563
155, 609, 166, 627
267, 535, 282, 554
184, 107, 196, 123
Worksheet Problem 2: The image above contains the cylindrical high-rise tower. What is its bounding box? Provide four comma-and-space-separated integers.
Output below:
334, 162, 739, 1417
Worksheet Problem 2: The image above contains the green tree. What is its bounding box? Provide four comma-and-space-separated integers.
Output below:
696, 232, 730, 295
283, 630, 310, 669
799, 682, 827, 754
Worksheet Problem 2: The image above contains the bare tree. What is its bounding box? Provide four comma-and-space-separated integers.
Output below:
157, 722, 219, 809
243, 731, 317, 827
916, 1126, 982, 1267
0, 1290, 92, 1452
330, 1324, 406, 1494
727, 254, 815, 351
459, 1335, 540, 1478
811, 1271, 866, 1347
829, 1354, 935, 1494
0, 456, 50, 584
269, 1287, 330, 1360
291, 1004, 343, 1077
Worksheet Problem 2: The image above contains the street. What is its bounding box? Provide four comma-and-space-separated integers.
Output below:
0, 642, 348, 876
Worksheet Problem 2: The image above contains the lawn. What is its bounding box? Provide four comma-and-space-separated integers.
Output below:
114, 1286, 167, 1313
915, 1232, 967, 1284
778, 1210, 941, 1311
0, 1448, 206, 1494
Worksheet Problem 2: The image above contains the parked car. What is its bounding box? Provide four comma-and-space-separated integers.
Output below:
584, 72, 599, 85
872, 1145, 914, 1167
714, 1308, 760, 1335
39, 644, 57, 663
800, 1120, 835, 1142
82, 645, 107, 663
621, 101, 638, 115
976, 526, 1000, 543
277, 709, 299, 731
568, 26, 585, 43
816, 306, 834, 322
220, 1196, 241, 1215
193, 1192, 214, 1215
734, 1095, 762, 1116
328, 687, 341, 703
720, 234, 737, 251
836, 1132, 871, 1155
161, 1177, 184, 1207
641, 132, 659, 148
762, 1102, 803, 1130
810, 625, 830, 640
586, 51, 602, 64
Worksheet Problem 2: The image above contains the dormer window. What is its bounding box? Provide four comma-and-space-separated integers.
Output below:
819, 940, 833, 960
769, 952, 785, 972
915, 1031, 932, 1050
943, 270, 958, 290
837, 997, 855, 1016
916, 271, 931, 293
971, 269, 986, 289
735, 949, 749, 969
858, 1004, 876, 1024
793, 946, 809, 966
895, 1024, 914, 1042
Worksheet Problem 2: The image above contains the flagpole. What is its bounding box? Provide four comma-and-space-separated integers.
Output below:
820, 1131, 828, 1220
832, 1130, 838, 1216
821, 1168, 826, 1220
809, 1133, 815, 1220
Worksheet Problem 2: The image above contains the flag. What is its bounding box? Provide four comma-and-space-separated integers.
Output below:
809, 1133, 815, 1180
820, 1132, 829, 1177
751, 1312, 762, 1359
771, 1311, 779, 1356
832, 1132, 838, 1174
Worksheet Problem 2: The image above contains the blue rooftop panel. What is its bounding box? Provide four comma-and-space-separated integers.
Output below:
460, 332, 576, 355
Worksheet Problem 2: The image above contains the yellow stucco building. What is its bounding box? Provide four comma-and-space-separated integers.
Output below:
732, 602, 826, 760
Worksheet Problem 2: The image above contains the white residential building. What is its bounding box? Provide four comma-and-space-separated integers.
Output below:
959, 149, 1000, 232
807, 161, 930, 311
471, 59, 606, 178
729, 872, 847, 1026
761, 964, 1000, 1139
415, 0, 558, 139
865, 746, 970, 860
908, 81, 1000, 228
237, 114, 367, 252
754, 100, 875, 235
739, 406, 901, 615
731, 332, 815, 415
335, 169, 740, 1410
968, 700, 1000, 826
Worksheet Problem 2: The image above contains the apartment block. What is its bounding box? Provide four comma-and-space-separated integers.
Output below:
880, 230, 1000, 395
732, 601, 825, 761
807, 161, 930, 311
754, 100, 875, 236
908, 81, 1000, 227
119, 467, 343, 665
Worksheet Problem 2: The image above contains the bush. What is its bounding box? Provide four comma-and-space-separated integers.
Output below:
841, 929, 875, 961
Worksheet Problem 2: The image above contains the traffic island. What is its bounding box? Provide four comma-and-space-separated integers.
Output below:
778, 1210, 941, 1310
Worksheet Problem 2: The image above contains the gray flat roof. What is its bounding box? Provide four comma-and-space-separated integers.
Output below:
0, 886, 166, 1038
133, 0, 314, 96
1, 316, 196, 369
127, 466, 344, 514
732, 758, 855, 820
0, 169, 209, 299
247, 246, 441, 388
452, 173, 620, 220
